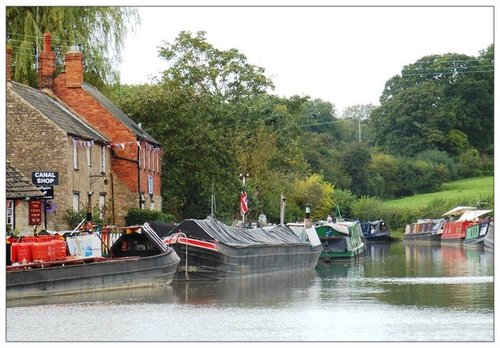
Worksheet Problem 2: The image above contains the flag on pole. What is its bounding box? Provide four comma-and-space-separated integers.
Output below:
240, 191, 249, 216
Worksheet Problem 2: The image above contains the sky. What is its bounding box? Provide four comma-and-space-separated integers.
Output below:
118, 4, 494, 114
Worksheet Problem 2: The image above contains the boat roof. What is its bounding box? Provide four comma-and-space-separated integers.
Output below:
110, 223, 170, 253
442, 206, 477, 217
167, 218, 308, 247
457, 210, 492, 222
317, 222, 351, 235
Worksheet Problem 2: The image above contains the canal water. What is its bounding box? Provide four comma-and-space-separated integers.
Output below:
5, 242, 494, 342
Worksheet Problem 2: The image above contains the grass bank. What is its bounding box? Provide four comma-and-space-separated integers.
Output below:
383, 176, 493, 210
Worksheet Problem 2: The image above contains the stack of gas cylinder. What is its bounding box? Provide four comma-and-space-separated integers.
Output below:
8, 235, 67, 264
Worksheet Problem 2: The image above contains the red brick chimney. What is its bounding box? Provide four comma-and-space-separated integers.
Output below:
38, 33, 56, 90
6, 45, 12, 81
64, 45, 83, 87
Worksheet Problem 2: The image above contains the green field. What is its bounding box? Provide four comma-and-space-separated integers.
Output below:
383, 176, 494, 209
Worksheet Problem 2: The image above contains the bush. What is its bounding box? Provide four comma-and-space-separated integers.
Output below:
416, 149, 458, 181
62, 208, 108, 229
125, 209, 175, 226
458, 148, 482, 178
63, 209, 87, 229
331, 189, 357, 218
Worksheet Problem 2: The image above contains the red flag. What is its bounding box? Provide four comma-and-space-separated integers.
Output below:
240, 191, 249, 215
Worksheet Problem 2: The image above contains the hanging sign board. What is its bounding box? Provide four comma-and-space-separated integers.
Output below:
29, 200, 42, 225
32, 171, 59, 185
37, 186, 54, 199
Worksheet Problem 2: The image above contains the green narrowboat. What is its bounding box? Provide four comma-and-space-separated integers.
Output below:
315, 220, 365, 261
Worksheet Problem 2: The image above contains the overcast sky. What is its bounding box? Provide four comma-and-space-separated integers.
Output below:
119, 5, 494, 114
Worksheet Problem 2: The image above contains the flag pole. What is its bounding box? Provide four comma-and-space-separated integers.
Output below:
239, 173, 249, 225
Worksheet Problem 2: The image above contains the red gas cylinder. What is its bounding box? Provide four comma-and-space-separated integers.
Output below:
32, 241, 49, 261
54, 239, 67, 260
47, 241, 56, 261
10, 243, 19, 263
17, 243, 32, 263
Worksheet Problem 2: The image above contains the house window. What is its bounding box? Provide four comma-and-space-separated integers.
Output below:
148, 175, 153, 195
142, 146, 146, 169
6, 200, 14, 229
73, 141, 79, 170
99, 193, 106, 219
100, 145, 106, 174
87, 147, 92, 167
72, 192, 80, 212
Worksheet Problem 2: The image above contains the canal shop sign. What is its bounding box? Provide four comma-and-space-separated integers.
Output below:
32, 171, 59, 185
29, 200, 42, 225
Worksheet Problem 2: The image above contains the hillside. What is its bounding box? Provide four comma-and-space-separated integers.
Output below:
383, 176, 494, 210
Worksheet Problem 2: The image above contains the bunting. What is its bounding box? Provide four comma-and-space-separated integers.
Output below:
72, 137, 94, 148
107, 139, 164, 172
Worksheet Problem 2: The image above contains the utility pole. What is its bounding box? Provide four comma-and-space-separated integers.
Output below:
358, 118, 361, 142
280, 193, 286, 225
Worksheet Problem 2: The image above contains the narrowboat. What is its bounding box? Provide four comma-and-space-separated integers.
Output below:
441, 209, 492, 244
360, 220, 394, 242
163, 217, 322, 281
402, 218, 445, 242
6, 223, 180, 300
463, 220, 492, 248
483, 221, 494, 250
315, 220, 365, 261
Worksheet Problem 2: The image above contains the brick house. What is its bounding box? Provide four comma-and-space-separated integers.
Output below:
6, 79, 112, 232
38, 33, 164, 221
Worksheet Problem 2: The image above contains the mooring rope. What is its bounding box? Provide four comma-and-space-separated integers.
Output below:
176, 232, 189, 280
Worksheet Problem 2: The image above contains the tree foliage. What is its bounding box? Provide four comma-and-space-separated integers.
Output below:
290, 174, 334, 221
6, 6, 138, 87
372, 48, 494, 157
157, 31, 274, 102
111, 32, 493, 222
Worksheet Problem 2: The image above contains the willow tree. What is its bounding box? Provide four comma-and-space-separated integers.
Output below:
6, 6, 139, 87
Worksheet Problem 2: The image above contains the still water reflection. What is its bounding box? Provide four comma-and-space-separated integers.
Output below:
6, 242, 493, 342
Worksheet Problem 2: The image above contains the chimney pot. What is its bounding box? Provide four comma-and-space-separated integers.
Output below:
64, 45, 84, 88
38, 32, 55, 90
43, 33, 52, 53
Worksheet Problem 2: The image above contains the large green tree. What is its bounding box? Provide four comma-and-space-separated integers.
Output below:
113, 32, 294, 221
157, 30, 274, 102
372, 47, 493, 157
112, 83, 240, 221
337, 142, 372, 196
6, 6, 138, 87
372, 82, 458, 156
